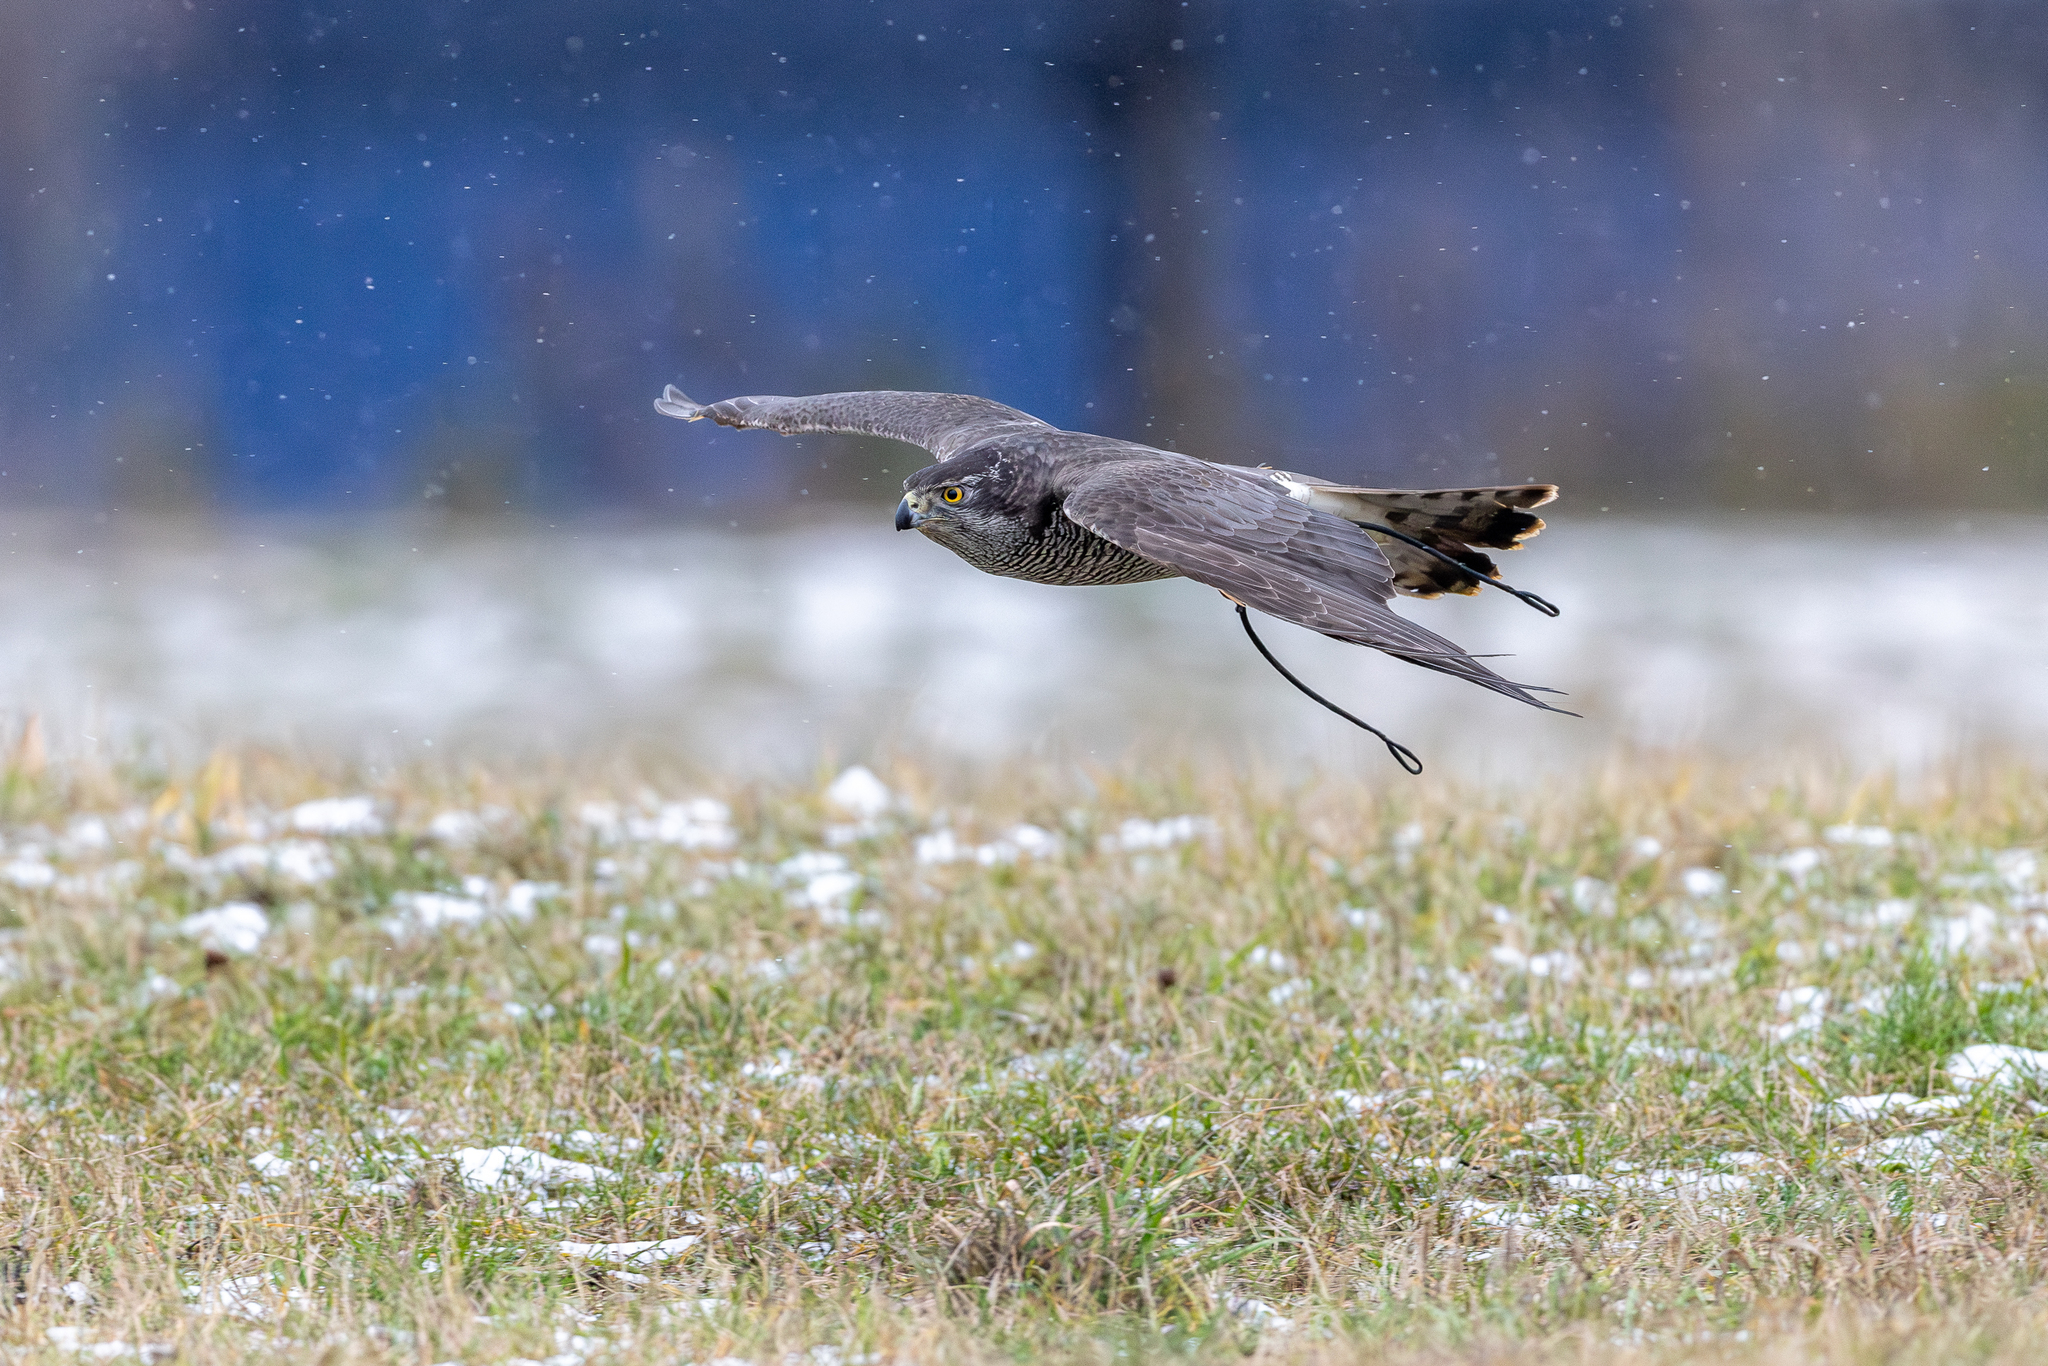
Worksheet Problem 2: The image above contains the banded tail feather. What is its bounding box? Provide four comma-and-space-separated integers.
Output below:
1267, 474, 1558, 598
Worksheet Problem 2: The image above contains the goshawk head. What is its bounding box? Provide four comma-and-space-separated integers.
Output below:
893, 449, 1050, 553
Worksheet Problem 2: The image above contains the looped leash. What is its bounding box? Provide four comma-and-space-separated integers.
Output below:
1235, 604, 1424, 775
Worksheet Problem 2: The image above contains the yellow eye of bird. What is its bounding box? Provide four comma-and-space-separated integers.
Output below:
942, 486, 964, 504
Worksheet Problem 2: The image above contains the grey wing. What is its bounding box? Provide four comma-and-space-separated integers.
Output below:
1063, 461, 1568, 711
1267, 473, 1558, 598
654, 386, 1051, 460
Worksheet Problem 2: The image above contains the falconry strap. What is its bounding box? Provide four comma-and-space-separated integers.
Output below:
1234, 603, 1426, 775
1354, 521, 1562, 617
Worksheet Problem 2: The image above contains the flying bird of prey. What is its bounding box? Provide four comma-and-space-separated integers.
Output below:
655, 385, 1568, 769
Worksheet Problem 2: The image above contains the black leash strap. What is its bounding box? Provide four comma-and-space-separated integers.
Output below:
1354, 521, 1561, 617
1235, 604, 1424, 775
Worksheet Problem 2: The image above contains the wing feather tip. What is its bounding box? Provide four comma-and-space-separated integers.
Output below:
653, 385, 705, 420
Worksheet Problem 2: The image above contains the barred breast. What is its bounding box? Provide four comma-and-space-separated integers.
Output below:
941, 508, 1178, 587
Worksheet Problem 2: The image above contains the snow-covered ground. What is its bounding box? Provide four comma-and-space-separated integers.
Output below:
3, 512, 2044, 779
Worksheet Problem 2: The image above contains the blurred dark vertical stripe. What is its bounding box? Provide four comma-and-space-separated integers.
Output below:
1045, 0, 1248, 460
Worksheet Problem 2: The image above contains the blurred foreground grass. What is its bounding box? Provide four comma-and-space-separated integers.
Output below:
8, 749, 2048, 1363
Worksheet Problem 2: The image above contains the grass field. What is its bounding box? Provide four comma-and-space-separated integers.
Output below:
9, 747, 2048, 1363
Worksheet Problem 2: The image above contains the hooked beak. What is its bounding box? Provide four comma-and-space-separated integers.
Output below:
894, 496, 919, 531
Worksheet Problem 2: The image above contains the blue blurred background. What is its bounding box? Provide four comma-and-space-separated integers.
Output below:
3, 0, 2045, 516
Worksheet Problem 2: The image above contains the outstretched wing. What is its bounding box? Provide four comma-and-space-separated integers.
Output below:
654, 386, 1050, 460
1268, 474, 1557, 598
1061, 460, 1567, 711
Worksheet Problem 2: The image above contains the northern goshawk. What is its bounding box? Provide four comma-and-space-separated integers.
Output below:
655, 386, 1567, 763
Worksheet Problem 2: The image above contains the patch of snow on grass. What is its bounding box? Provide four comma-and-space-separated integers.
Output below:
1772, 985, 1829, 1040
715, 1161, 800, 1186
559, 1130, 645, 1158
290, 796, 383, 836
993, 940, 1038, 967
1224, 1294, 1293, 1333
194, 840, 336, 884
3, 856, 55, 888
179, 902, 268, 955
388, 891, 488, 933
916, 823, 1060, 866
1937, 903, 2000, 954
426, 810, 486, 844
798, 870, 862, 909
451, 1145, 616, 1193
1570, 876, 1615, 914
135, 970, 180, 1003
1667, 959, 1737, 988
1608, 1169, 1751, 1199
1680, 867, 1726, 897
1823, 1093, 1920, 1122
1007, 1043, 1141, 1081
1267, 977, 1312, 1006
1948, 1043, 2048, 1089
914, 829, 963, 864
557, 1236, 702, 1267
1002, 823, 1059, 858
46, 1326, 173, 1362
1995, 849, 2040, 890
191, 1273, 309, 1321
826, 766, 893, 820
1451, 1197, 1544, 1228
1489, 946, 1581, 980
1342, 904, 1386, 931
249, 1151, 295, 1180
1824, 824, 1895, 848
634, 799, 735, 849
1852, 1132, 1948, 1171
1104, 815, 1216, 852
504, 880, 561, 919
